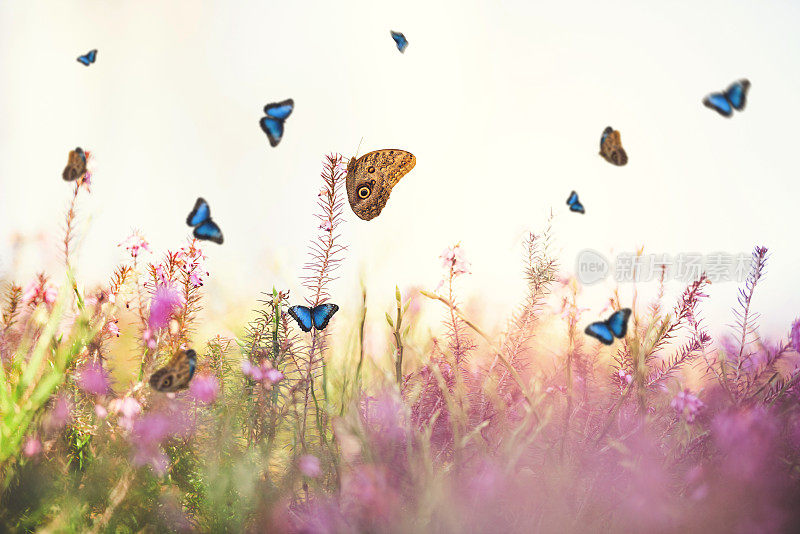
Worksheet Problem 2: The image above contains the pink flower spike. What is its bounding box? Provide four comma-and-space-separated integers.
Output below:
107, 320, 120, 337
241, 359, 264, 381
189, 374, 219, 405
790, 318, 800, 352
298, 454, 322, 478
148, 285, 184, 331
76, 361, 111, 395
23, 437, 42, 457
94, 404, 108, 419
320, 219, 333, 232
265, 369, 284, 385
119, 231, 151, 259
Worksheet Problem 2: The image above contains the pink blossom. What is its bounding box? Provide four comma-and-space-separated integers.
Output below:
110, 397, 142, 431
106, 320, 120, 337
177, 240, 208, 287
265, 369, 284, 385
119, 231, 151, 259
189, 374, 219, 405
154, 264, 169, 285
298, 454, 322, 478
670, 389, 704, 423
76, 361, 111, 395
617, 369, 633, 388
148, 285, 184, 331
94, 404, 108, 418
23, 437, 42, 457
790, 318, 800, 352
22, 275, 57, 307
241, 359, 265, 381
440, 244, 471, 276
319, 219, 333, 232
241, 360, 284, 385
46, 394, 72, 431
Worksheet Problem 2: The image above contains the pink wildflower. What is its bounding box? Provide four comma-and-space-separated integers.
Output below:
265, 368, 284, 385
440, 244, 471, 276
189, 374, 219, 405
154, 264, 169, 285
241, 359, 265, 381
148, 285, 184, 331
319, 219, 333, 232
617, 369, 633, 388
106, 319, 120, 337
790, 318, 800, 352
176, 240, 208, 287
298, 454, 322, 478
23, 436, 42, 457
110, 397, 142, 431
76, 361, 111, 395
670, 389, 704, 423
94, 404, 108, 419
22, 274, 57, 307
46, 394, 72, 431
119, 231, 151, 259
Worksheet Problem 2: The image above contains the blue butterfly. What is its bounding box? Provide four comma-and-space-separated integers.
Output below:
260, 99, 294, 147
77, 49, 97, 66
703, 79, 750, 117
566, 190, 585, 214
288, 303, 339, 332
390, 31, 408, 53
186, 197, 223, 244
584, 308, 631, 345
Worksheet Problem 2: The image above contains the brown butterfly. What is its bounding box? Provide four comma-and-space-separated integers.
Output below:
346, 149, 416, 220
149, 349, 197, 392
599, 127, 628, 166
62, 147, 88, 181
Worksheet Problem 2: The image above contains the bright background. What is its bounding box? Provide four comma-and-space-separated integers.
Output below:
1, 0, 799, 344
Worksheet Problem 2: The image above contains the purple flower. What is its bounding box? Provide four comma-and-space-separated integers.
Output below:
110, 396, 142, 431
76, 361, 111, 395
265, 368, 284, 385
119, 231, 151, 259
670, 389, 704, 423
131, 413, 173, 474
241, 360, 284, 386
23, 436, 42, 457
298, 454, 322, 478
790, 318, 800, 352
46, 394, 72, 431
241, 359, 265, 381
440, 244, 471, 276
189, 374, 219, 405
148, 284, 184, 331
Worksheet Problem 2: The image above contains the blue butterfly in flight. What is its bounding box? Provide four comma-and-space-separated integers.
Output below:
390, 31, 408, 53
566, 190, 585, 214
260, 99, 294, 147
288, 303, 339, 332
186, 197, 224, 244
703, 79, 750, 117
77, 49, 97, 66
585, 308, 631, 345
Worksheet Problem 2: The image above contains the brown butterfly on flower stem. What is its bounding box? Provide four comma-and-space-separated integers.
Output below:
599, 127, 628, 166
346, 149, 416, 220
62, 147, 88, 181
149, 349, 197, 392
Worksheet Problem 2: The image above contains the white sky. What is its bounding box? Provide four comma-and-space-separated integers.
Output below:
1, 0, 799, 344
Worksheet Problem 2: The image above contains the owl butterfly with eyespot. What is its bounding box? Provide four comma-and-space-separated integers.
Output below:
63, 147, 88, 181
599, 127, 628, 166
346, 149, 416, 220
149, 349, 197, 392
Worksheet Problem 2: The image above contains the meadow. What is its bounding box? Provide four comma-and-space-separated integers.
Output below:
1, 153, 800, 533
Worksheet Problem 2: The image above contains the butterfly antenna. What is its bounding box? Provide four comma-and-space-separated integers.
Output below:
354, 137, 364, 158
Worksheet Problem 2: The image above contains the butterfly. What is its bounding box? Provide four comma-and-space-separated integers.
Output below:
186, 197, 224, 244
703, 79, 750, 118
288, 303, 339, 332
149, 349, 197, 392
599, 127, 628, 166
77, 49, 97, 66
62, 147, 88, 181
566, 190, 585, 214
346, 149, 416, 220
584, 308, 632, 345
390, 31, 408, 53
259, 99, 294, 147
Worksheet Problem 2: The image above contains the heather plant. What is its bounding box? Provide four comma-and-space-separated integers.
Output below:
2, 154, 800, 533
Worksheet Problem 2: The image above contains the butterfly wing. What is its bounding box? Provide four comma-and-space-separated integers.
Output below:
566, 191, 585, 213
260, 117, 285, 147
62, 147, 87, 181
77, 49, 97, 66
264, 99, 294, 120
599, 127, 628, 166
187, 197, 211, 226
193, 220, 224, 244
607, 308, 632, 339
311, 303, 339, 330
703, 92, 733, 117
149, 349, 197, 392
346, 149, 416, 220
724, 79, 750, 111
288, 305, 314, 332
390, 31, 408, 53
585, 321, 615, 345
